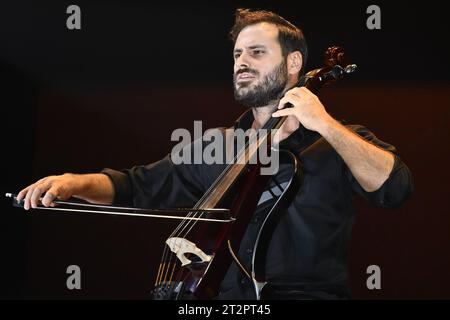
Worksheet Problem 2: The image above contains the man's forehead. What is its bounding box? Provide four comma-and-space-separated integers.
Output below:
234, 22, 280, 50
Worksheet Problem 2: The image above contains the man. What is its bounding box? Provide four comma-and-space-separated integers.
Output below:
16, 9, 413, 299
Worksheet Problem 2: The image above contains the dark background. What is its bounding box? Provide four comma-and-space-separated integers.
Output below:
1, 0, 449, 299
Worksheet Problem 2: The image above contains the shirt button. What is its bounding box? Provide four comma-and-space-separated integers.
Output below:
240, 278, 246, 284
246, 248, 253, 254
252, 217, 258, 223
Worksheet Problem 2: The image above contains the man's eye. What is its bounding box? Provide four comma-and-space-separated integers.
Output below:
253, 50, 265, 55
234, 53, 241, 59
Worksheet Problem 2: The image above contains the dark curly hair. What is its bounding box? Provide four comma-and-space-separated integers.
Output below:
229, 8, 308, 74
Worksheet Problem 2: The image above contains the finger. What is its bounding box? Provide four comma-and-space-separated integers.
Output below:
17, 186, 31, 202
277, 94, 301, 109
18, 176, 52, 205
24, 185, 35, 210
275, 95, 301, 114
272, 108, 295, 118
277, 96, 292, 109
30, 182, 51, 209
41, 187, 59, 207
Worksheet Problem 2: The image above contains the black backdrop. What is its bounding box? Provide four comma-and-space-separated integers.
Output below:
1, 0, 449, 299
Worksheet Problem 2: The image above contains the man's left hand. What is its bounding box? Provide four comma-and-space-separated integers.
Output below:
272, 87, 333, 134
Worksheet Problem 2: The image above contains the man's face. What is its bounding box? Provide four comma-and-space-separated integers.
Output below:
233, 23, 288, 108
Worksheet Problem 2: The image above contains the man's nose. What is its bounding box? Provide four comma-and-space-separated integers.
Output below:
235, 52, 251, 70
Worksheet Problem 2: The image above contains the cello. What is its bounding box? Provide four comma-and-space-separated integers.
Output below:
7, 46, 356, 300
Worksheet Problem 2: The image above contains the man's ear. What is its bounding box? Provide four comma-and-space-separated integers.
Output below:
287, 51, 303, 76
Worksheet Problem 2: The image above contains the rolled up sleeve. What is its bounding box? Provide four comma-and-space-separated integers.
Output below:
345, 124, 414, 209
350, 154, 413, 208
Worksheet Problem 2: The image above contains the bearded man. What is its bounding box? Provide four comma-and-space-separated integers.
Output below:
16, 9, 413, 299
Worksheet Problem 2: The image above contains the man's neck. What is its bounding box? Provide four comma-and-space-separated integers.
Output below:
251, 103, 277, 130
249, 78, 298, 130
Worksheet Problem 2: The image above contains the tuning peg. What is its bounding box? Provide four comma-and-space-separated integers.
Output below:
344, 64, 358, 74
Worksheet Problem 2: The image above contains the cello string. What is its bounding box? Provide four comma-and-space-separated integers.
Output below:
154, 262, 164, 286
169, 261, 177, 282
162, 261, 172, 284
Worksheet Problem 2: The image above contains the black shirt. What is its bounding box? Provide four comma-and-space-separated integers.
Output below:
102, 109, 413, 299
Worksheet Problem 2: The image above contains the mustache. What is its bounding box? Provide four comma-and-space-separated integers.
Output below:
234, 68, 259, 78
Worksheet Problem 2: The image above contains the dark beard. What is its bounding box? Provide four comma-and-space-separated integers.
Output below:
233, 59, 287, 109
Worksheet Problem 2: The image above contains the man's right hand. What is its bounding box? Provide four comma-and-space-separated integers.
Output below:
16, 173, 115, 210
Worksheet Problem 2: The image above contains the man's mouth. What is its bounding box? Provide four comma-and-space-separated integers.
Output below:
236, 72, 256, 83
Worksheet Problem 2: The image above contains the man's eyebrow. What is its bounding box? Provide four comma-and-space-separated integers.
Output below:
248, 45, 267, 50
233, 45, 267, 53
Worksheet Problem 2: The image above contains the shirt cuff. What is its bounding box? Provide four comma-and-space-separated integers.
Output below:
363, 154, 412, 208
100, 168, 133, 206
